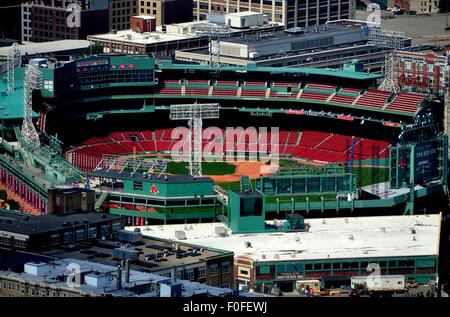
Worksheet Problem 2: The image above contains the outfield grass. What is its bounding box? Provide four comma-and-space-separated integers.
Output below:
353, 167, 389, 187
168, 161, 236, 175
217, 180, 256, 191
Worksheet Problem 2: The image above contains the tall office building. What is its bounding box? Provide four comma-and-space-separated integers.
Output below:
109, 0, 138, 31
193, 0, 356, 28
0, 1, 23, 41
138, 0, 193, 26
22, 0, 110, 43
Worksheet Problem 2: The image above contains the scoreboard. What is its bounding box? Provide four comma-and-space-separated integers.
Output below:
390, 135, 447, 189
414, 140, 439, 184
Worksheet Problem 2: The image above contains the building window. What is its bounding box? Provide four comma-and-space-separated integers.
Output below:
222, 261, 230, 273
185, 269, 194, 281
198, 267, 206, 278
210, 263, 218, 276
100, 224, 109, 236
63, 232, 73, 243
240, 269, 249, 275
51, 234, 60, 245
313, 263, 322, 271
88, 227, 97, 238
112, 222, 122, 232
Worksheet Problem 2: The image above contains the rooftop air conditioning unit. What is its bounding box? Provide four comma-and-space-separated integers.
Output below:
175, 230, 187, 240
245, 241, 252, 248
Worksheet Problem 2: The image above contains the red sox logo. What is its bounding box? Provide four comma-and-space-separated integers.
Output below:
150, 185, 159, 195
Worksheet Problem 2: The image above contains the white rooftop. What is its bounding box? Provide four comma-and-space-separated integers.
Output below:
88, 29, 194, 44
133, 15, 156, 20
129, 214, 441, 263
227, 11, 266, 17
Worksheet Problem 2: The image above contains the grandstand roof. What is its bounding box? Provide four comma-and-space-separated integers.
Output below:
0, 75, 38, 120
157, 62, 381, 80
132, 214, 441, 263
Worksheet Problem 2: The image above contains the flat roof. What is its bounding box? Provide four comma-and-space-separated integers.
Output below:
133, 15, 156, 19
38, 235, 232, 273
223, 25, 361, 45
88, 29, 194, 45
0, 212, 122, 236
0, 257, 235, 297
361, 182, 424, 200
0, 70, 39, 120
131, 214, 441, 263
0, 40, 90, 57
227, 11, 266, 17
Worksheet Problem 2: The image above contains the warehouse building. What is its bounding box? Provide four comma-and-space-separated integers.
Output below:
34, 231, 236, 289
131, 213, 442, 294
0, 210, 124, 250
87, 16, 282, 56
175, 21, 411, 72
0, 258, 239, 297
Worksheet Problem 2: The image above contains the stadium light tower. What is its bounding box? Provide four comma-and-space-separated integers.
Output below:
170, 103, 219, 177
195, 24, 231, 70
21, 64, 43, 150
367, 28, 405, 92
378, 53, 401, 93
7, 43, 20, 92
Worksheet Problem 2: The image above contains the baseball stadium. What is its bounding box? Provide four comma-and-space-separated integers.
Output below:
0, 53, 448, 228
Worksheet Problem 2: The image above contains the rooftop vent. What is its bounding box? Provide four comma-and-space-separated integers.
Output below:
261, 254, 266, 259
344, 218, 349, 224
411, 229, 416, 234
215, 226, 228, 237
348, 234, 354, 240
381, 227, 386, 233
245, 241, 252, 248
274, 254, 279, 259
